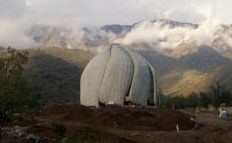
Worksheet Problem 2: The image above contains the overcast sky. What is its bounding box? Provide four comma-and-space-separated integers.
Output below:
0, 0, 232, 48
1, 0, 232, 26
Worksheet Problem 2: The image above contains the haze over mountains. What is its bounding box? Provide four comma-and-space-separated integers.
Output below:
1, 18, 232, 101
22, 19, 232, 97
28, 19, 232, 55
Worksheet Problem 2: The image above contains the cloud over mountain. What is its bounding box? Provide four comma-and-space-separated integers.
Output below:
1, 0, 232, 48
119, 18, 225, 50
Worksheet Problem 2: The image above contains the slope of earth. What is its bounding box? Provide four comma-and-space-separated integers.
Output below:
159, 63, 232, 96
3, 104, 232, 143
25, 47, 94, 103
137, 46, 232, 96
19, 44, 232, 101
38, 105, 195, 131
33, 104, 196, 142
160, 69, 210, 96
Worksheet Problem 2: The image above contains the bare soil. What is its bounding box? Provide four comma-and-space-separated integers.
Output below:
2, 104, 232, 143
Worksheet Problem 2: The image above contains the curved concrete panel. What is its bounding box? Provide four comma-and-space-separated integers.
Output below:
80, 48, 111, 106
146, 62, 157, 105
125, 49, 151, 106
99, 45, 134, 105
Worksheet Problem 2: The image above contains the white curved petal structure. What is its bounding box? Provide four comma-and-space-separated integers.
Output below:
125, 48, 152, 106
99, 47, 134, 105
80, 48, 111, 106
80, 44, 157, 107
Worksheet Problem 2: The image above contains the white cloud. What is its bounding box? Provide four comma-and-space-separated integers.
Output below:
0, 0, 232, 48
0, 19, 37, 48
119, 5, 225, 50
25, 0, 32, 7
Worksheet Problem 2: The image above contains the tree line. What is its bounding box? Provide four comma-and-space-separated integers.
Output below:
162, 82, 232, 108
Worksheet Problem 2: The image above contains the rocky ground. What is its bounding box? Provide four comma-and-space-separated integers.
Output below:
1, 104, 232, 143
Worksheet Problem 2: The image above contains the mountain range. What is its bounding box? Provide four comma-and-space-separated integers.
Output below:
18, 19, 232, 100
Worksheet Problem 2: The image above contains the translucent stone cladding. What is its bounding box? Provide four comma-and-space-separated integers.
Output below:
80, 44, 157, 107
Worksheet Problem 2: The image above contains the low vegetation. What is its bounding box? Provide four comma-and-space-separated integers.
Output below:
25, 47, 94, 103
138, 49, 232, 96
162, 81, 232, 108
0, 47, 38, 114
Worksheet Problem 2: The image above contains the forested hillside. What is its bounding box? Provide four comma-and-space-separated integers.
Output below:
25, 47, 94, 103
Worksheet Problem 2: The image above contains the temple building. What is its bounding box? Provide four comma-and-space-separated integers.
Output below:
80, 44, 159, 107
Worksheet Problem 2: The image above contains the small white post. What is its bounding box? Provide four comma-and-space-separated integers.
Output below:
176, 123, 180, 133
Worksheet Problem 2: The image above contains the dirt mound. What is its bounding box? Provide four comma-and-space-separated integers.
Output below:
89, 106, 195, 131
68, 126, 134, 143
4, 115, 38, 127
39, 104, 92, 121
26, 124, 134, 143
27, 125, 56, 139
38, 104, 195, 131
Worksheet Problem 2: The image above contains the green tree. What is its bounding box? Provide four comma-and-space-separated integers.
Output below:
210, 81, 232, 107
199, 92, 211, 108
0, 47, 37, 113
185, 92, 199, 108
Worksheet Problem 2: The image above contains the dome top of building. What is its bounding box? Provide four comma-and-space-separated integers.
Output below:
80, 44, 158, 107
